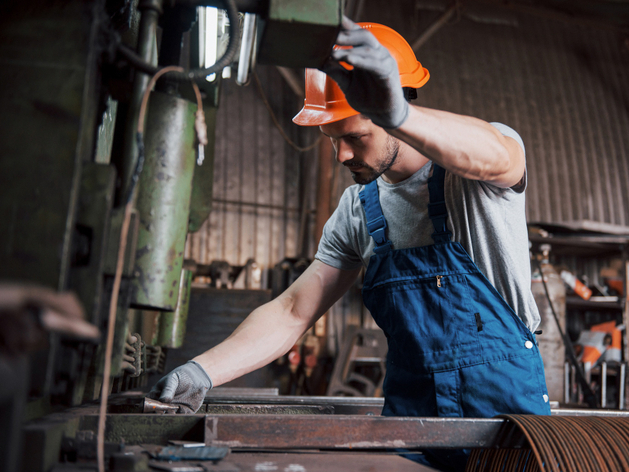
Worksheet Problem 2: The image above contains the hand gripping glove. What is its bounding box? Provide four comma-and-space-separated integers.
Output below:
320, 17, 409, 129
147, 360, 213, 413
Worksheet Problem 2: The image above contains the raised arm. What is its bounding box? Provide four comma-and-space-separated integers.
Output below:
389, 106, 525, 188
322, 16, 525, 188
148, 260, 361, 412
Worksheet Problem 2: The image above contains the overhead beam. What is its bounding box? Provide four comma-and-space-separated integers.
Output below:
412, 2, 459, 52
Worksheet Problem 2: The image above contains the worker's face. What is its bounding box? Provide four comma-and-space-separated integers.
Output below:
320, 115, 400, 185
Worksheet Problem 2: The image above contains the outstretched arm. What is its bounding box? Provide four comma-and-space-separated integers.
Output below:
193, 260, 360, 386
149, 260, 360, 412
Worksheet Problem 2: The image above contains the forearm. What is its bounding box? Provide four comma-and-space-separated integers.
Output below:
191, 261, 359, 387
389, 105, 525, 188
192, 296, 309, 387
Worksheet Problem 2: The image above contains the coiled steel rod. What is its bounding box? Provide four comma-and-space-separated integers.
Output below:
466, 414, 629, 472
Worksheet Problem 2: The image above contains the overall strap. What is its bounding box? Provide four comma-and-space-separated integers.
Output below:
359, 181, 392, 254
427, 164, 452, 244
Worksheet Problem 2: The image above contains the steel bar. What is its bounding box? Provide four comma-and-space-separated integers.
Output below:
201, 404, 335, 415
552, 408, 629, 417
204, 414, 506, 450
204, 394, 384, 415
620, 363, 626, 410
602, 361, 608, 408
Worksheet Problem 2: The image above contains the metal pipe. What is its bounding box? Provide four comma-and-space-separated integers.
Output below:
154, 269, 193, 347
564, 361, 571, 404
620, 363, 626, 410
236, 13, 258, 86
119, 1, 162, 205
602, 361, 607, 408
213, 198, 302, 212
132, 92, 197, 310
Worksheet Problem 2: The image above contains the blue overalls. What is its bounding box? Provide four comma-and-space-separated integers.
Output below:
359, 164, 550, 471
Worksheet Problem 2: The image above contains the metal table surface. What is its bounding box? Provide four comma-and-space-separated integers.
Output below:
147, 451, 436, 471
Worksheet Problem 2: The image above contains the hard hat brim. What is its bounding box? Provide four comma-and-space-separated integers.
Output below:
292, 104, 360, 126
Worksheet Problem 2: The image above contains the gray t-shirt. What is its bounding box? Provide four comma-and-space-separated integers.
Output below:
315, 123, 541, 332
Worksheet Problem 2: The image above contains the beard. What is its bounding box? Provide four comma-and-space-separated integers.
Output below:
345, 136, 400, 185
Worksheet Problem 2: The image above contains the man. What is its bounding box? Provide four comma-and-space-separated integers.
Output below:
149, 18, 550, 471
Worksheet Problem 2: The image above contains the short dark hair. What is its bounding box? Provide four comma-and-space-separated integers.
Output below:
403, 87, 417, 102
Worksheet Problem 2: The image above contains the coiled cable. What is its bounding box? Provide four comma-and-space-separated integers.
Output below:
466, 414, 629, 472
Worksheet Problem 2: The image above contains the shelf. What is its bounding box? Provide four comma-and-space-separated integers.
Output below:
529, 222, 629, 258
529, 234, 628, 257
566, 296, 624, 311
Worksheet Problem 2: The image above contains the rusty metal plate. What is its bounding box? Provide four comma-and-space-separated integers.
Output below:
202, 405, 335, 415
205, 415, 504, 450
204, 394, 384, 416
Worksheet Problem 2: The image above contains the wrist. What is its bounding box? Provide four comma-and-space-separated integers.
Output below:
187, 360, 213, 389
372, 99, 409, 130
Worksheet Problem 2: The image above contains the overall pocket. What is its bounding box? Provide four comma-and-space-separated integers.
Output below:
363, 273, 480, 363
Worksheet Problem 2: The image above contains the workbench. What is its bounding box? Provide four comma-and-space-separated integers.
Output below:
22, 389, 629, 472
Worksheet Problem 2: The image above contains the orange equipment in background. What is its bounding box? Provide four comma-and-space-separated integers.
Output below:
575, 320, 623, 364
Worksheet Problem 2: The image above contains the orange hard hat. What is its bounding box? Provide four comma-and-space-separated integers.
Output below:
292, 22, 430, 127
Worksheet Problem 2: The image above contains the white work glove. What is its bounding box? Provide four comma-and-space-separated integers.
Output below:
147, 360, 212, 414
320, 16, 409, 129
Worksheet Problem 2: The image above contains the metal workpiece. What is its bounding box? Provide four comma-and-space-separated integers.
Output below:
204, 393, 385, 415
200, 404, 335, 414
154, 269, 193, 347
132, 91, 197, 311
79, 412, 505, 449
204, 414, 506, 450
143, 397, 180, 413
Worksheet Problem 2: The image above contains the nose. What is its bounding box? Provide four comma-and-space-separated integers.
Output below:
334, 139, 354, 164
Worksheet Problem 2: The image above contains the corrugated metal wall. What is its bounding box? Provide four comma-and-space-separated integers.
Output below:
400, 5, 629, 226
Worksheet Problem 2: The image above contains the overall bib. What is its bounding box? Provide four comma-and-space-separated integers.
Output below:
359, 165, 550, 471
